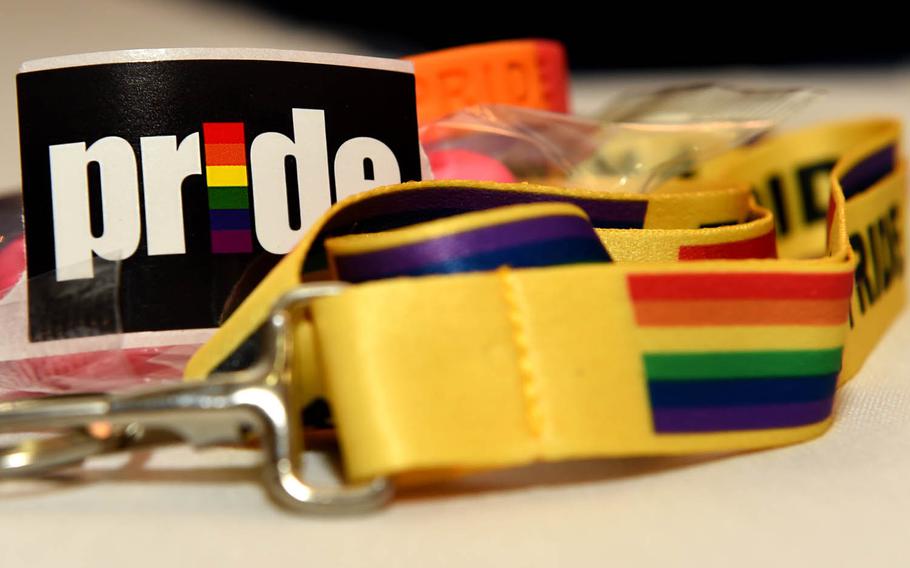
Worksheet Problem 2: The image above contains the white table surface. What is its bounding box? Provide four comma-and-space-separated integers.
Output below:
2, 1, 910, 566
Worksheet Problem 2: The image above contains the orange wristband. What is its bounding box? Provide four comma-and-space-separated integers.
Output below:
407, 39, 570, 125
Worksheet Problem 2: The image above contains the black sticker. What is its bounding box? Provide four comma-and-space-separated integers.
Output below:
17, 54, 421, 341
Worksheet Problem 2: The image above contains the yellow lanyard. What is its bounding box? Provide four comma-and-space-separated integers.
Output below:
186, 118, 905, 483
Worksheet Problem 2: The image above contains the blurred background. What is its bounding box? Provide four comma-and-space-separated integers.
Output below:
244, 2, 910, 69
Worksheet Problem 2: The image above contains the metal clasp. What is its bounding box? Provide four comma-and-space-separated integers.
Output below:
0, 282, 392, 514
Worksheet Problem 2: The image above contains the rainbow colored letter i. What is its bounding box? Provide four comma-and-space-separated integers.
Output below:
203, 122, 253, 254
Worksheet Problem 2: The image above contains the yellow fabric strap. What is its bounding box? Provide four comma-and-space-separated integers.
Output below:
186, 118, 905, 482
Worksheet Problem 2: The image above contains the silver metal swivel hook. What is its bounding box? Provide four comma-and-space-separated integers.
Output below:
0, 282, 393, 514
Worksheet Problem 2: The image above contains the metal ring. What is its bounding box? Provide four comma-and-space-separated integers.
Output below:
255, 282, 394, 513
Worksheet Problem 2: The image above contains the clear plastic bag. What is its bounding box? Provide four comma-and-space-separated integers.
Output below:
422, 83, 820, 193
421, 104, 602, 183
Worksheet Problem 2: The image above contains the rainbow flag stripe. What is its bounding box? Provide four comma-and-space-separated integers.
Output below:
628, 271, 852, 433
678, 230, 777, 261
332, 213, 611, 283
301, 186, 646, 275
203, 122, 252, 254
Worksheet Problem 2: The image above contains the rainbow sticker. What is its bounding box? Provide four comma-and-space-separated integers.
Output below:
203, 122, 252, 254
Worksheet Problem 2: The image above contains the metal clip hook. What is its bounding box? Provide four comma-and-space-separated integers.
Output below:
0, 282, 393, 514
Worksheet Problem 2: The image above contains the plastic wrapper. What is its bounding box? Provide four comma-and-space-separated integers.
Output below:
422, 105, 602, 183
0, 197, 201, 400
422, 83, 820, 192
